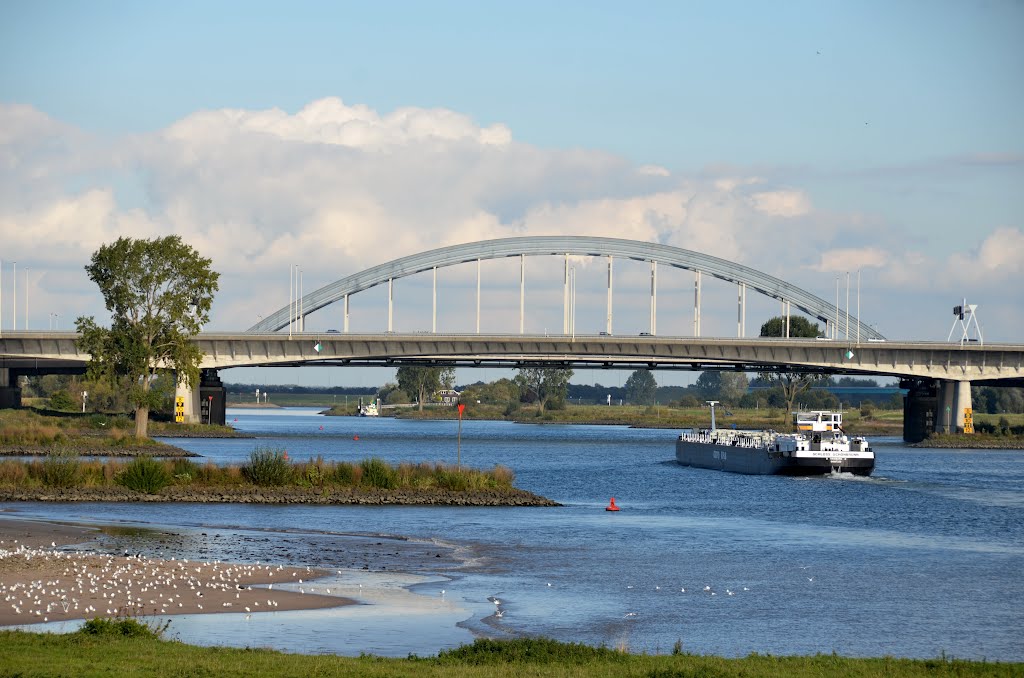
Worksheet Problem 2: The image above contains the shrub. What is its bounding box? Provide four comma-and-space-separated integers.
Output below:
360, 457, 398, 490
435, 468, 470, 491
0, 460, 27, 485
111, 415, 133, 430
41, 450, 81, 488
78, 617, 169, 639
116, 456, 171, 494
436, 638, 627, 665
242, 446, 292, 486
491, 465, 515, 487
48, 390, 75, 411
171, 458, 198, 484
86, 414, 110, 430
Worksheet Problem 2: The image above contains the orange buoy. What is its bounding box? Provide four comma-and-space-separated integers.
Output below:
353, 435, 359, 441
605, 497, 620, 512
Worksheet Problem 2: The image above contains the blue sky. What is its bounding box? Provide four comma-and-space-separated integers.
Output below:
1, 1, 1022, 387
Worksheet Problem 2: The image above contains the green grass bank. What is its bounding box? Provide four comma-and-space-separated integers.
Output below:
0, 448, 556, 506
0, 629, 1017, 678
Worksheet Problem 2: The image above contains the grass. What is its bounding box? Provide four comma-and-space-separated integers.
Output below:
0, 409, 172, 448
0, 631, 1017, 677
0, 446, 518, 495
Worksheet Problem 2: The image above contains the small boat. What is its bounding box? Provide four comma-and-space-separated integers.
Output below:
358, 402, 379, 417
675, 402, 874, 476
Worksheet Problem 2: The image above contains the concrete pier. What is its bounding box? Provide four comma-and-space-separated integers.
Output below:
0, 368, 20, 409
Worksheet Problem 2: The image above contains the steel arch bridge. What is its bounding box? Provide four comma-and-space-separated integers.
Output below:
248, 236, 885, 341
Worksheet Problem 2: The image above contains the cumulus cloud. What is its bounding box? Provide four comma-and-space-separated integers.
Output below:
0, 98, 1020, 341
809, 247, 890, 273
750, 189, 811, 218
948, 227, 1024, 278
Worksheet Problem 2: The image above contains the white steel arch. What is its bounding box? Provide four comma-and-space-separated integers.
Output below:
248, 236, 885, 341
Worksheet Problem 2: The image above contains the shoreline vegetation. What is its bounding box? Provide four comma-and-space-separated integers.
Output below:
1, 626, 1019, 677
322, 402, 1024, 448
0, 447, 558, 507
323, 401, 909, 435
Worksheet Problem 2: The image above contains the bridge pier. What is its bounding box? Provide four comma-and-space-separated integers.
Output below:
0, 368, 21, 409
903, 378, 974, 441
174, 370, 226, 426
902, 379, 937, 443
937, 380, 973, 433
175, 376, 200, 424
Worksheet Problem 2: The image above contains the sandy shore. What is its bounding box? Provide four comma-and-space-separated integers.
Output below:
0, 517, 354, 627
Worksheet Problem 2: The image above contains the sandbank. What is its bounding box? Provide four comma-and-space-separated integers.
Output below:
0, 516, 353, 627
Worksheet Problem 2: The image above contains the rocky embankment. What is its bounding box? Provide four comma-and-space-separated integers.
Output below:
0, 444, 198, 457
910, 435, 1024, 449
0, 485, 561, 506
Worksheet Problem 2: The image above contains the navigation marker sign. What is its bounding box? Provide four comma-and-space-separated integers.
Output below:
313, 342, 322, 353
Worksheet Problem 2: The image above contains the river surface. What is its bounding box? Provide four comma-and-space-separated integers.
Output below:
4, 407, 1023, 660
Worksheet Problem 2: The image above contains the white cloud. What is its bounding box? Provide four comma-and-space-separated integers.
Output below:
0, 99, 1020, 342
750, 189, 812, 218
808, 247, 890, 273
949, 227, 1024, 278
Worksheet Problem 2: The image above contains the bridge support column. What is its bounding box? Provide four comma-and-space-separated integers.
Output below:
175, 376, 200, 424
199, 370, 226, 426
938, 380, 957, 433
0, 368, 21, 409
902, 379, 937, 443
953, 380, 972, 432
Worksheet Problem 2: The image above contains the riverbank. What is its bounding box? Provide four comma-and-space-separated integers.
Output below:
0, 485, 559, 506
2, 630, 1018, 677
0, 517, 352, 627
910, 433, 1024, 449
321, 403, 907, 436
0, 453, 558, 506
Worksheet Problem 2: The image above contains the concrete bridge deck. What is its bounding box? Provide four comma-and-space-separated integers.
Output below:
2, 331, 1022, 382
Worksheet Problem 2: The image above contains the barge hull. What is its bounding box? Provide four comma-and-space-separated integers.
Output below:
675, 441, 874, 476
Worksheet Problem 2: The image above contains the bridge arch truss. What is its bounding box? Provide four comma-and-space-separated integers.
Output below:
248, 236, 884, 341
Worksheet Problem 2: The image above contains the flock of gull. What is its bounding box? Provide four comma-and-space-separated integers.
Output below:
0, 539, 325, 624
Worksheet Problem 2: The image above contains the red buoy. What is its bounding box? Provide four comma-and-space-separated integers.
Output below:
605, 497, 620, 512
353, 435, 360, 441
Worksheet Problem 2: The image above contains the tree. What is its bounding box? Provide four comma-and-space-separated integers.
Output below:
76, 236, 219, 438
719, 372, 749, 404
514, 368, 574, 413
758, 315, 827, 421
624, 369, 657, 405
395, 366, 456, 411
694, 372, 722, 400
760, 315, 823, 339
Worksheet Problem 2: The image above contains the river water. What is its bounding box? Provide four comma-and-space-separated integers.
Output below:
4, 407, 1023, 660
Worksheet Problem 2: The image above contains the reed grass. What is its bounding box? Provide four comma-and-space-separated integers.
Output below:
0, 445, 517, 495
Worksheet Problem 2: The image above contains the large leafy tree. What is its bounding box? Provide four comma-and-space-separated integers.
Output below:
758, 315, 827, 421
515, 368, 574, 413
624, 369, 657, 405
695, 371, 748, 404
76, 236, 219, 438
395, 366, 456, 411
